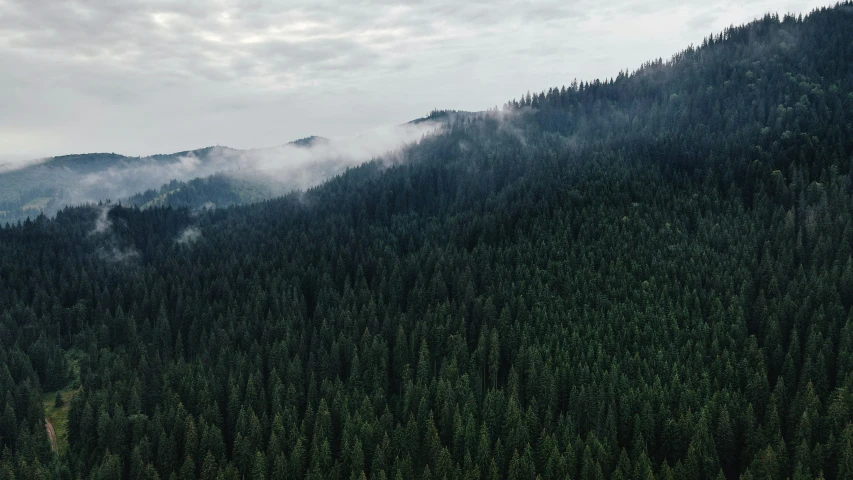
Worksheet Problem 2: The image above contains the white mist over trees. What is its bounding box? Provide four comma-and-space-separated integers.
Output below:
0, 120, 441, 223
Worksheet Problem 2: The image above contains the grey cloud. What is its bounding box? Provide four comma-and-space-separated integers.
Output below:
0, 0, 831, 159
688, 12, 722, 32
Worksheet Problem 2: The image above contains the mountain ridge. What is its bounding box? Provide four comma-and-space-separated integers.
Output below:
0, 120, 439, 223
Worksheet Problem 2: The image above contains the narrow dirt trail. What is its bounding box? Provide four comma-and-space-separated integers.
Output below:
45, 418, 58, 452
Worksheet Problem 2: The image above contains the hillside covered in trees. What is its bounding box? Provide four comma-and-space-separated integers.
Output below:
2, 4, 853, 479
0, 132, 419, 224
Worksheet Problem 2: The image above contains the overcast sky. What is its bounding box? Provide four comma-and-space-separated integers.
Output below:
0, 0, 833, 161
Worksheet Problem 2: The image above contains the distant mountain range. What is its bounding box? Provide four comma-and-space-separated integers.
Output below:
0, 113, 460, 224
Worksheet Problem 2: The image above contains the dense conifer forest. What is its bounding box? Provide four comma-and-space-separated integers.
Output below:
2, 4, 853, 479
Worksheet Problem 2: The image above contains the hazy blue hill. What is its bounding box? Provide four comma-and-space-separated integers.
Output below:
0, 145, 281, 223
41, 153, 129, 172
0, 150, 203, 223
288, 135, 330, 147
0, 116, 443, 223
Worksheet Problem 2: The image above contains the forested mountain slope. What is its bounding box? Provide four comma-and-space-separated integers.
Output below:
0, 132, 403, 223
0, 148, 238, 223
2, 5, 853, 479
